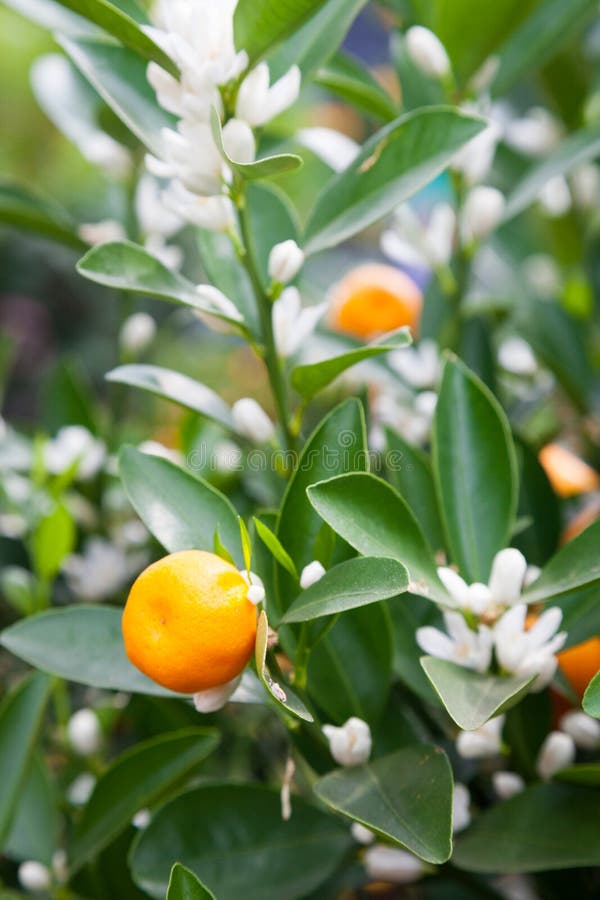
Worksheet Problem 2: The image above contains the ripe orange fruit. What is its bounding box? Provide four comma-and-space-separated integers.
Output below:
538, 443, 599, 498
558, 637, 600, 699
560, 498, 600, 544
122, 550, 257, 694
328, 263, 422, 341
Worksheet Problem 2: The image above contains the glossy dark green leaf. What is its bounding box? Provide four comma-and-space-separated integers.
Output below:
1, 606, 177, 696
196, 230, 257, 330
60, 36, 176, 155
120, 446, 242, 565
106, 365, 233, 430
303, 107, 484, 254
291, 328, 411, 400
282, 556, 408, 623
78, 241, 245, 328
432, 356, 518, 583
315, 50, 398, 122
254, 611, 313, 721
4, 0, 147, 34
504, 122, 600, 222
30, 501, 76, 581
307, 473, 447, 604
555, 764, 600, 786
420, 657, 535, 731
167, 864, 216, 900
252, 518, 298, 580
210, 108, 302, 180
513, 439, 560, 566
234, 0, 328, 63
246, 182, 299, 288
524, 519, 600, 604
391, 31, 445, 111
314, 744, 453, 863
453, 783, 600, 872
70, 728, 220, 871
386, 594, 442, 706
385, 427, 445, 554
0, 181, 86, 250
131, 783, 352, 899
0, 673, 53, 847
275, 399, 368, 618
583, 671, 600, 719
4, 755, 59, 866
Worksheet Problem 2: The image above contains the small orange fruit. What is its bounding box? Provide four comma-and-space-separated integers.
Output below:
558, 637, 600, 699
122, 550, 257, 694
560, 498, 600, 544
328, 263, 422, 341
538, 443, 599, 498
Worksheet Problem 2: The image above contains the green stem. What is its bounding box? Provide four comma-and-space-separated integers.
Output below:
292, 623, 310, 691
236, 194, 296, 452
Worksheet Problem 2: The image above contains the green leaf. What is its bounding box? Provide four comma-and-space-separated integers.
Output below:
513, 439, 560, 566
4, 0, 148, 34
453, 783, 600, 872
252, 518, 298, 580
307, 473, 447, 604
59, 36, 176, 155
78, 241, 245, 328
432, 355, 518, 583
234, 0, 328, 63
391, 31, 445, 111
0, 181, 86, 250
291, 328, 411, 400
30, 502, 75, 581
303, 107, 485, 254
1, 606, 178, 696
420, 657, 535, 731
254, 611, 313, 721
0, 673, 53, 847
130, 783, 352, 899
555, 764, 600, 786
52, 0, 176, 74
210, 108, 302, 180
524, 519, 600, 604
70, 728, 220, 871
238, 516, 252, 572
120, 446, 242, 565
5, 755, 59, 866
583, 671, 600, 719
386, 594, 441, 706
282, 557, 408, 623
106, 365, 234, 430
275, 398, 368, 618
491, 0, 597, 97
384, 427, 445, 554
307, 604, 393, 724
314, 744, 453, 864
315, 50, 398, 122
504, 122, 600, 223
197, 230, 257, 329
246, 182, 300, 288
268, 0, 368, 81
167, 864, 216, 900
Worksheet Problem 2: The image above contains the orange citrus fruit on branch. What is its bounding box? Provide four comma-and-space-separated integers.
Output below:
328, 263, 423, 341
122, 550, 257, 694
558, 637, 600, 699
538, 443, 599, 498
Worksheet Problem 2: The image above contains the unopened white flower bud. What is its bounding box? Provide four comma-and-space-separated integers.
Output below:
364, 845, 425, 884
18, 860, 52, 893
452, 782, 471, 832
268, 240, 305, 284
538, 176, 571, 218
456, 716, 504, 759
536, 731, 576, 780
240, 570, 266, 606
322, 717, 371, 767
560, 711, 600, 750
119, 312, 156, 355
193, 675, 242, 713
300, 560, 326, 590
405, 26, 451, 79
461, 186, 505, 243
498, 337, 537, 377
221, 118, 256, 164
213, 439, 242, 473
132, 808, 152, 829
351, 822, 375, 845
67, 708, 102, 757
232, 398, 275, 443
67, 772, 96, 806
492, 770, 525, 800
79, 219, 127, 246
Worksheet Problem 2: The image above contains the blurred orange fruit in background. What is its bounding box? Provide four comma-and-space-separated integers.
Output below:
538, 443, 599, 498
558, 637, 600, 699
328, 263, 422, 341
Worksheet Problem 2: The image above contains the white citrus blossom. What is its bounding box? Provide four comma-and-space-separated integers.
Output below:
296, 127, 360, 172
132, 809, 152, 829
437, 547, 528, 617
504, 107, 562, 157
79, 219, 127, 246
460, 185, 506, 243
405, 26, 451, 79
67, 772, 96, 806
364, 845, 425, 884
300, 560, 326, 590
193, 675, 241, 712
381, 202, 456, 271
452, 782, 471, 832
119, 312, 157, 356
559, 711, 600, 750
236, 62, 301, 127
372, 387, 437, 447
492, 770, 525, 800
456, 715, 505, 759
571, 163, 600, 210
498, 337, 538, 376
62, 537, 143, 602
44, 426, 105, 481
272, 287, 326, 358
221, 117, 256, 163
494, 604, 567, 690
268, 240, 305, 284
322, 717, 372, 767
135, 173, 184, 269
351, 822, 375, 845
18, 861, 52, 893
67, 708, 102, 756
416, 610, 493, 673
538, 175, 571, 218
389, 340, 441, 390
536, 731, 576, 780
232, 398, 275, 444
240, 569, 265, 605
